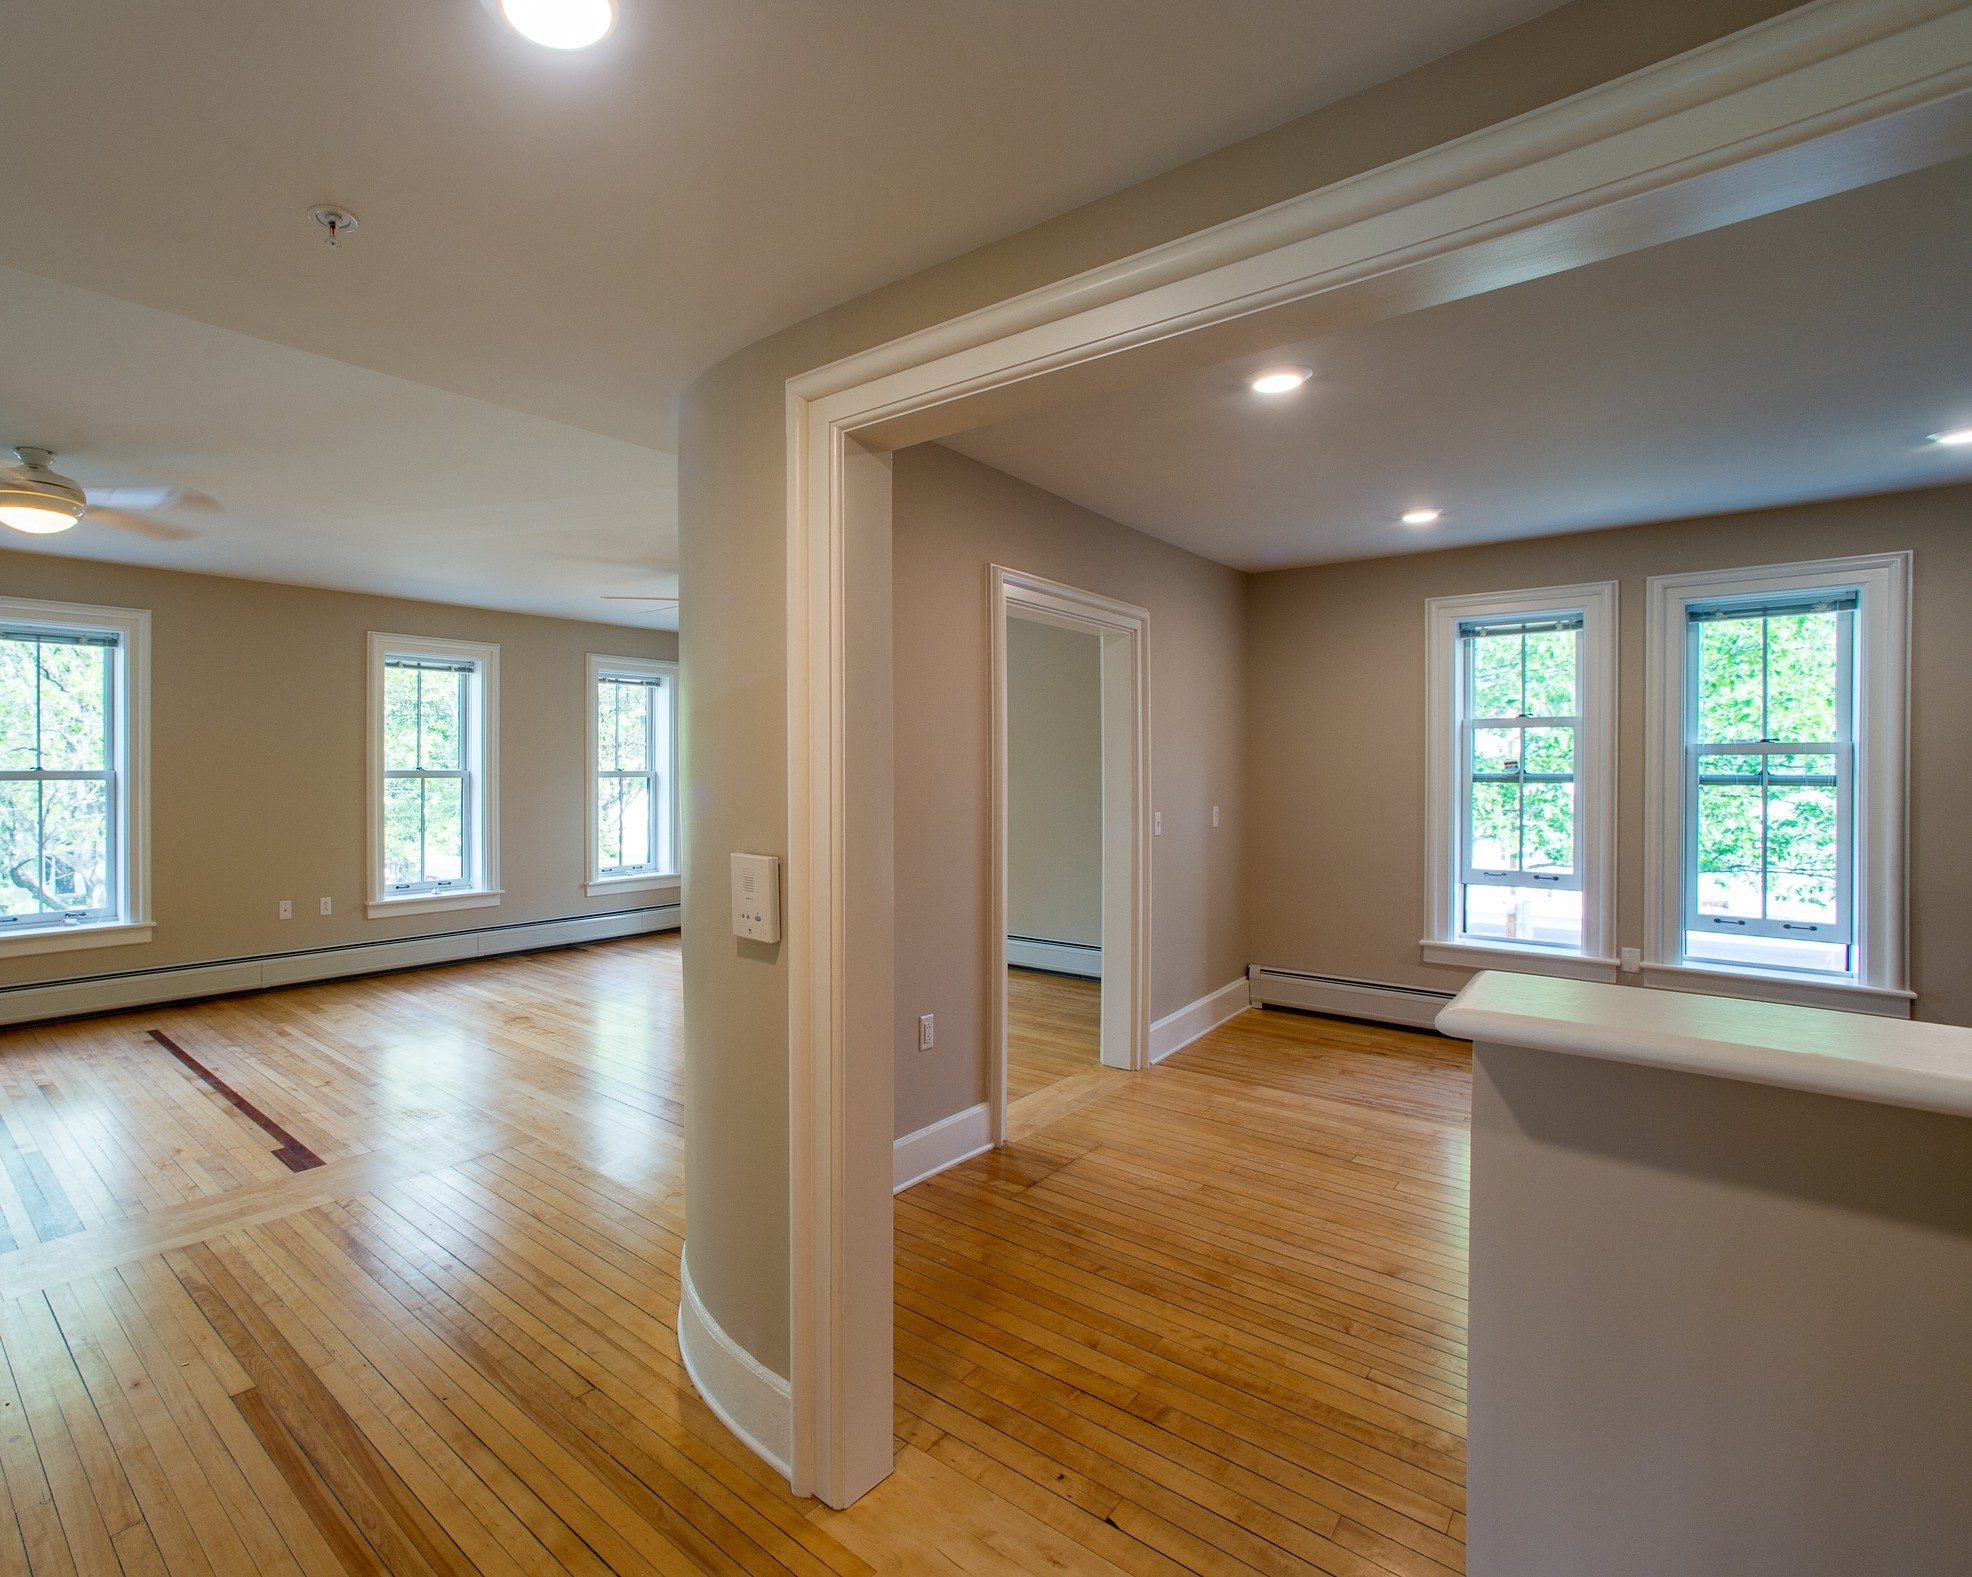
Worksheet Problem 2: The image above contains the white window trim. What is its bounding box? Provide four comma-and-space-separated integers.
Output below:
0, 597, 152, 959
1643, 552, 1911, 1015
366, 632, 501, 919
1422, 581, 1618, 982
584, 653, 681, 898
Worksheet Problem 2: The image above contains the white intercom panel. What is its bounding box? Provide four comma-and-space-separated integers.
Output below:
730, 852, 782, 943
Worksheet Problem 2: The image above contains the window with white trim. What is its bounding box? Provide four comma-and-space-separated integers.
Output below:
585, 655, 678, 895
1424, 583, 1616, 976
368, 634, 498, 917
1646, 555, 1909, 1007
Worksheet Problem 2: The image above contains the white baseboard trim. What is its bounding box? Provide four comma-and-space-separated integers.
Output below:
1006, 936, 1102, 979
1149, 977, 1251, 1062
893, 1101, 992, 1193
1247, 966, 1455, 1031
676, 1247, 792, 1481
0, 905, 680, 1028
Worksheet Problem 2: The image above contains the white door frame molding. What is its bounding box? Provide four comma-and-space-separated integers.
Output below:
780, 0, 1972, 1507
991, 570, 1152, 1143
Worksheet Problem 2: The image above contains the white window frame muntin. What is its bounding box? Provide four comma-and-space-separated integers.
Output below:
1458, 618, 1584, 894
1683, 600, 1854, 950
1644, 552, 1910, 1013
1423, 581, 1617, 981
584, 653, 680, 898
0, 597, 153, 958
366, 632, 501, 919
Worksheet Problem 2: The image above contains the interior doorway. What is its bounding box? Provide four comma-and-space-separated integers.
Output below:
988, 566, 1149, 1145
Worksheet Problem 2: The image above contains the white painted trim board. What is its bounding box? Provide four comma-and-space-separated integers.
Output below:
677, 1249, 793, 1482
892, 1103, 993, 1193
1150, 978, 1252, 1062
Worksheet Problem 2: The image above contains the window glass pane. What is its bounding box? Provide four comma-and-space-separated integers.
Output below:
1696, 783, 1762, 920
615, 684, 651, 773
1697, 751, 1760, 781
1471, 725, 1520, 775
1696, 618, 1764, 743
420, 670, 463, 773
1463, 885, 1582, 948
0, 781, 45, 916
37, 641, 108, 772
1522, 727, 1573, 776
40, 778, 110, 911
1471, 634, 1522, 718
383, 666, 422, 771
0, 640, 36, 770
597, 776, 625, 869
1522, 630, 1575, 717
1522, 782, 1574, 874
422, 778, 465, 882
1764, 611, 1839, 742
596, 683, 616, 773
383, 778, 424, 886
619, 776, 651, 868
1767, 782, 1837, 884
1469, 781, 1521, 871
1767, 753, 1835, 779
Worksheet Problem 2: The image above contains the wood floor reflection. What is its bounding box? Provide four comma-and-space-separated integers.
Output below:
0, 935, 1470, 1574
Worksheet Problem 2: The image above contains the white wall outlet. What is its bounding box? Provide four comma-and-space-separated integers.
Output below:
278, 900, 292, 920
1620, 946, 1642, 973
730, 852, 782, 943
1212, 805, 1220, 828
918, 1013, 934, 1051
1153, 810, 1163, 837
320, 897, 333, 916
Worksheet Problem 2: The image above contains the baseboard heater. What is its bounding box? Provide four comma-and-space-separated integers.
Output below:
1247, 965, 1455, 1031
1006, 935, 1102, 980
0, 904, 680, 1029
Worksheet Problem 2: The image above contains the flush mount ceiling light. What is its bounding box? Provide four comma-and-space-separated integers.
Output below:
1401, 508, 1443, 526
498, 0, 616, 48
1927, 427, 1972, 446
1249, 366, 1313, 395
0, 447, 86, 534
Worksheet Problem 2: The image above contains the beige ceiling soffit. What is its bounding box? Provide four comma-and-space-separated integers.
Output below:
776, 0, 1972, 1512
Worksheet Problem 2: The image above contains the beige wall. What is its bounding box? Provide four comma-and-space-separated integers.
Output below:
1006, 616, 1102, 949
678, 0, 1804, 1378
0, 550, 675, 991
1245, 482, 1972, 1027
892, 444, 1246, 1138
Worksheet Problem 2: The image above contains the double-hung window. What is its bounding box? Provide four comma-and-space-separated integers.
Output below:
1646, 554, 1909, 1012
585, 655, 678, 896
1425, 583, 1616, 977
368, 634, 499, 917
0, 598, 150, 956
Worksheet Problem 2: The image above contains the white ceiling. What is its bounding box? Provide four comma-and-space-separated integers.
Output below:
0, 0, 1561, 620
943, 156, 1972, 571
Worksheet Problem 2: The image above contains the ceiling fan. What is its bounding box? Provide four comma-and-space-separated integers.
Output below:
0, 447, 203, 541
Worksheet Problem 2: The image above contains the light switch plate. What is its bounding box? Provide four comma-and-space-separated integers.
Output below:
731, 853, 782, 943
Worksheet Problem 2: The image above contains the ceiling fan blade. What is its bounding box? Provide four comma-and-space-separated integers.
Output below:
601, 595, 680, 602
84, 485, 184, 511
85, 507, 199, 542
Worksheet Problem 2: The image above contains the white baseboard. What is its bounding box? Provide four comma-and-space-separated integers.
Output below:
676, 1247, 792, 1481
0, 905, 680, 1028
1006, 936, 1102, 979
1149, 977, 1251, 1062
892, 1102, 992, 1193
1247, 966, 1454, 1030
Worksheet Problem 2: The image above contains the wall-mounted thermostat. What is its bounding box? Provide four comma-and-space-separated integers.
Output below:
731, 853, 782, 943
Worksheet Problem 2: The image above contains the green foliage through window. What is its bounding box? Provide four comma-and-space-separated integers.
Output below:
0, 631, 116, 925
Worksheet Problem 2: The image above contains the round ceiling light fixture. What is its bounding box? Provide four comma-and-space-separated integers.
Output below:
498, 0, 616, 48
1927, 427, 1972, 446
1249, 366, 1313, 396
0, 447, 86, 535
1401, 508, 1442, 526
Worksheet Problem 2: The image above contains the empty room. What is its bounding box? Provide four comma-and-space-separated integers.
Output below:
2, 2, 1969, 1575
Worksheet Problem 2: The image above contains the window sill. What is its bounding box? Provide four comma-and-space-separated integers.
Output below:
1640, 961, 1913, 1019
1420, 939, 1621, 983
584, 873, 681, 899
366, 890, 503, 920
0, 921, 155, 960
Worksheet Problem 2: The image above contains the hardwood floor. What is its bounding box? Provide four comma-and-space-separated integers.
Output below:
1005, 968, 1099, 1103
0, 936, 1471, 1575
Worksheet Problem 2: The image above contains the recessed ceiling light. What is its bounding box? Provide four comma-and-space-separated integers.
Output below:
1401, 508, 1442, 526
1927, 428, 1972, 446
498, 0, 615, 49
1249, 367, 1313, 396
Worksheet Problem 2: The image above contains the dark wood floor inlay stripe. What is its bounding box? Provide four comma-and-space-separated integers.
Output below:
147, 1028, 327, 1171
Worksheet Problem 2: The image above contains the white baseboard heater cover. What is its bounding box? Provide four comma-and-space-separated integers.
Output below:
1247, 966, 1455, 1030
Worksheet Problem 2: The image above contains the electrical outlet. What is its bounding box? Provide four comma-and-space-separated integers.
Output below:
278, 900, 292, 920
1212, 805, 1220, 828
320, 897, 333, 916
1620, 946, 1642, 973
1153, 810, 1163, 837
918, 1013, 935, 1051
